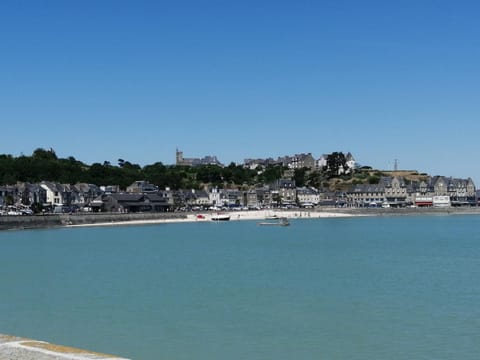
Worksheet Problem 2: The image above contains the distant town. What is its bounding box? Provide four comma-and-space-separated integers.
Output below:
0, 148, 477, 215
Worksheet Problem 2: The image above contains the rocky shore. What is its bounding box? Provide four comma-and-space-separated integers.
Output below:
0, 334, 129, 360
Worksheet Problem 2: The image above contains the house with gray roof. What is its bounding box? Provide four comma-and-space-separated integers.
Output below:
219, 189, 244, 207
40, 181, 73, 207
380, 176, 408, 206
289, 153, 315, 169
408, 176, 476, 206
245, 186, 273, 208
126, 180, 158, 193
347, 183, 385, 207
102, 193, 170, 213
73, 183, 102, 206
176, 189, 211, 208
16, 182, 47, 207
243, 158, 277, 170
271, 179, 296, 205
442, 177, 475, 205
245, 189, 259, 208
296, 187, 320, 206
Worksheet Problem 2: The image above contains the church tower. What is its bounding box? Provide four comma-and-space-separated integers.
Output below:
176, 148, 184, 165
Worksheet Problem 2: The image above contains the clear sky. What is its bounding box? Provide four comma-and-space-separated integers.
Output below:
1, 1, 479, 183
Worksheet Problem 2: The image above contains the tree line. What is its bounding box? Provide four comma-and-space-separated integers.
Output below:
0, 148, 353, 190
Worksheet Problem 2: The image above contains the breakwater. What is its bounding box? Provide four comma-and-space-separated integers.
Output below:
0, 212, 188, 231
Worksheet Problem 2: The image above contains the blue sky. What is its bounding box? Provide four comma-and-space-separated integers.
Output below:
1, 1, 479, 183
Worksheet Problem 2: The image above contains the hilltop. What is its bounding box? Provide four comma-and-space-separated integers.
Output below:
323, 169, 431, 191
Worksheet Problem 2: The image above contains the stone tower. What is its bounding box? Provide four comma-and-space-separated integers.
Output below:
176, 148, 184, 165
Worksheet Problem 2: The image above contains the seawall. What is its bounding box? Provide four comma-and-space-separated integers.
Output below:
0, 334, 129, 360
0, 212, 188, 231
328, 206, 480, 217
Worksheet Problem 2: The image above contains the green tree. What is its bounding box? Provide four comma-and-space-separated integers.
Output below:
306, 170, 324, 189
258, 165, 285, 184
143, 162, 167, 187
326, 152, 348, 177
32, 148, 58, 161
196, 165, 223, 185
294, 168, 308, 187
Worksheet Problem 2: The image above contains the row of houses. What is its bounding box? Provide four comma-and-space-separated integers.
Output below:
175, 148, 357, 174
0, 175, 477, 214
0, 179, 324, 213
348, 176, 477, 207
244, 152, 356, 173
0, 182, 103, 211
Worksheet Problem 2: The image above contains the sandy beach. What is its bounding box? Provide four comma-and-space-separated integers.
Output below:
67, 209, 356, 228
66, 206, 480, 229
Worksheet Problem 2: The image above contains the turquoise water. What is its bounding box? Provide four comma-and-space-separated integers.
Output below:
1, 215, 480, 359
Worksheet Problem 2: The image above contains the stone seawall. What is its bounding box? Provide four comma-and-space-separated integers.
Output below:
0, 334, 129, 360
328, 206, 480, 216
0, 212, 188, 231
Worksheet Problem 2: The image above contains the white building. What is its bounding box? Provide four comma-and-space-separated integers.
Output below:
296, 187, 320, 206
40, 181, 67, 206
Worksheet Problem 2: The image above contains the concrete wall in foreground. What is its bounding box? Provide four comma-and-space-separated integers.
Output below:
0, 334, 130, 360
0, 212, 188, 231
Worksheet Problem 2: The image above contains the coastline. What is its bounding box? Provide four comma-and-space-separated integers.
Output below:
0, 334, 129, 360
2, 206, 480, 231
67, 209, 357, 228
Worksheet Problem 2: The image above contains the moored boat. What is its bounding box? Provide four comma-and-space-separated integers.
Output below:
211, 213, 231, 221
258, 217, 290, 226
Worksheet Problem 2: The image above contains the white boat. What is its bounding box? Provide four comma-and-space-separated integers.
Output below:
258, 217, 290, 226
211, 213, 230, 221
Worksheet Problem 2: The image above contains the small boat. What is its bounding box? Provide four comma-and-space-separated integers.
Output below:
258, 217, 290, 226
211, 213, 230, 221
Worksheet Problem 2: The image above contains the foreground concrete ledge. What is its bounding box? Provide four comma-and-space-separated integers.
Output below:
0, 334, 130, 360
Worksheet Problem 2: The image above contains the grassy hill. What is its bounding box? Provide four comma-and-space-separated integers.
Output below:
323, 169, 430, 191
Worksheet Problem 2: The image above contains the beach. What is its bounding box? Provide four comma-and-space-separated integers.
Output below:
67, 206, 480, 228
67, 209, 356, 228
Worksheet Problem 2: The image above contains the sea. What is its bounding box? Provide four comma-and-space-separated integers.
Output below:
1, 214, 480, 360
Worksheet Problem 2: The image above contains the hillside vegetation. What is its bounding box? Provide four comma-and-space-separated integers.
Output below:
0, 148, 429, 191
322, 169, 429, 191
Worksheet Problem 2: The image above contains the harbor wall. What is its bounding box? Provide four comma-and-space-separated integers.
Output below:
0, 212, 188, 231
